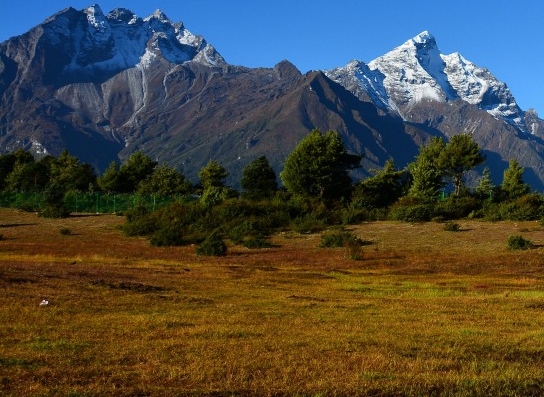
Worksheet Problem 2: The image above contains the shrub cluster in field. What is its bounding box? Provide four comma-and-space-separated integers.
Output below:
123, 197, 334, 255
196, 230, 227, 256
387, 194, 544, 223
507, 235, 534, 250
319, 228, 365, 260
123, 195, 376, 257
320, 229, 362, 248
443, 222, 461, 232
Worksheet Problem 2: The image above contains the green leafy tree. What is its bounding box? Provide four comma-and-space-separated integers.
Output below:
198, 160, 235, 206
49, 150, 96, 192
439, 134, 485, 196
280, 129, 361, 200
5, 157, 50, 192
241, 155, 277, 200
137, 165, 192, 196
117, 151, 157, 193
97, 161, 121, 193
0, 152, 18, 191
12, 149, 35, 164
198, 160, 228, 189
41, 182, 70, 218
1, 150, 40, 191
352, 159, 407, 208
501, 159, 530, 199
407, 137, 447, 202
475, 166, 495, 200
39, 151, 96, 216
200, 186, 235, 207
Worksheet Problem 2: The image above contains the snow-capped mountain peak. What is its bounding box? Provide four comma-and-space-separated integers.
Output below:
84, 4, 108, 31
107, 8, 139, 24
327, 31, 524, 130
412, 30, 434, 44
365, 31, 455, 108
23, 4, 225, 81
144, 9, 172, 24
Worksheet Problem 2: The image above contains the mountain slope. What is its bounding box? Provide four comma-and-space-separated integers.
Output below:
107, 62, 424, 185
2, 7, 544, 190
0, 4, 225, 171
0, 5, 427, 186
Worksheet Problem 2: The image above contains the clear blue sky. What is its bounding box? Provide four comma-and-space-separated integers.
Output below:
1, 1, 543, 115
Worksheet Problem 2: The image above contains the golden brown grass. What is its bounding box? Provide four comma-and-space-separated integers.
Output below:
1, 209, 544, 396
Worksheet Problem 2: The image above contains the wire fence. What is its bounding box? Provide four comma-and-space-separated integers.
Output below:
0, 191, 185, 214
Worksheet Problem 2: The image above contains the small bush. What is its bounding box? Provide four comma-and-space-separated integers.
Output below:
150, 226, 183, 247
480, 202, 503, 221
123, 205, 159, 237
509, 194, 544, 220
59, 228, 71, 236
341, 206, 387, 224
125, 205, 150, 223
19, 203, 37, 212
483, 194, 544, 221
434, 196, 480, 220
291, 214, 326, 234
320, 230, 360, 248
228, 218, 273, 244
388, 204, 434, 222
243, 236, 273, 249
40, 205, 70, 219
196, 230, 227, 256
123, 216, 157, 237
507, 235, 534, 250
443, 222, 460, 232
320, 229, 364, 260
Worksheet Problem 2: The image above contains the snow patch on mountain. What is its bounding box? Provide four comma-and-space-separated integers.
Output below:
441, 52, 487, 104
41, 4, 226, 76
366, 31, 456, 109
144, 9, 172, 24
442, 51, 522, 127
139, 48, 157, 68
84, 4, 108, 31
327, 60, 392, 112
327, 31, 525, 130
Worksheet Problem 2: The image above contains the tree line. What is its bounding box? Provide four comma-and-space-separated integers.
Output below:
0, 129, 540, 251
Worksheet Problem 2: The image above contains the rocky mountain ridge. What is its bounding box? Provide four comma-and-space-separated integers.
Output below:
326, 31, 533, 133
1, 5, 544, 189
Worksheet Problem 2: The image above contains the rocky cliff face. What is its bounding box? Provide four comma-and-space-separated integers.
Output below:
2, 7, 544, 189
0, 4, 225, 172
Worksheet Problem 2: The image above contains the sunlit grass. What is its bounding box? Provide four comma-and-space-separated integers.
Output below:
1, 209, 544, 395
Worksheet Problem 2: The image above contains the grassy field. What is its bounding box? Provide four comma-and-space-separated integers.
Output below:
1, 208, 544, 396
